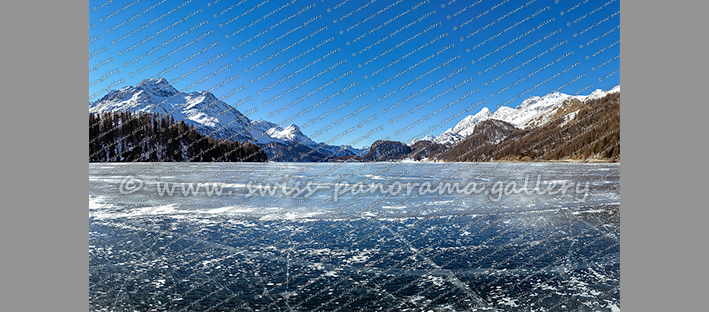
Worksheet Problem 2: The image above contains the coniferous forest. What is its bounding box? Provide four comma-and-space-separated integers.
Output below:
89, 111, 267, 162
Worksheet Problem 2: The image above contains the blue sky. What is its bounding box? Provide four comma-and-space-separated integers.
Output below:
90, 0, 619, 148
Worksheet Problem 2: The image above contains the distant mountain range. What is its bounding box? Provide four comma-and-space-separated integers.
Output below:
90, 78, 619, 162
340, 85, 620, 162
426, 85, 621, 146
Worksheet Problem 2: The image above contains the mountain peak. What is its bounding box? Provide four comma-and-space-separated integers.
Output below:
586, 85, 621, 102
136, 78, 178, 97
409, 134, 436, 145
264, 123, 317, 147
520, 91, 568, 109
137, 77, 170, 87
284, 124, 300, 132
474, 107, 492, 117
450, 106, 493, 137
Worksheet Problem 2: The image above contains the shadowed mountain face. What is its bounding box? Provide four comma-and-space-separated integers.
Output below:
259, 141, 331, 163
408, 140, 446, 161
438, 119, 521, 162
363, 140, 413, 161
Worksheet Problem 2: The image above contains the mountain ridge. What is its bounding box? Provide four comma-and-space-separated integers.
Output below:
334, 88, 620, 163
90, 78, 619, 162
430, 85, 620, 146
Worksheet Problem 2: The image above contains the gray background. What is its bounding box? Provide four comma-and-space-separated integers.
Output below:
0, 0, 706, 310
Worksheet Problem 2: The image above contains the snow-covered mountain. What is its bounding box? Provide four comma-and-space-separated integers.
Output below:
90, 78, 254, 142
452, 107, 493, 137
587, 85, 620, 101
408, 134, 436, 145
432, 108, 492, 145
432, 129, 465, 145
89, 78, 362, 160
491, 91, 579, 128
433, 85, 620, 145
524, 85, 621, 129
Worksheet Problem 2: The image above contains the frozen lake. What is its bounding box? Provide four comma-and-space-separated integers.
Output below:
90, 162, 620, 311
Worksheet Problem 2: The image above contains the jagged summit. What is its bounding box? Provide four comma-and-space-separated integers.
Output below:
135, 78, 179, 98
136, 77, 170, 88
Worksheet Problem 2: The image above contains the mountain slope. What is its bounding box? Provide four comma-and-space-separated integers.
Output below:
439, 90, 620, 162
434, 85, 620, 145
452, 107, 493, 137
408, 140, 446, 161
438, 119, 520, 162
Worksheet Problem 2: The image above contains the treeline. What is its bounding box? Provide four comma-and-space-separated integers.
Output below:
89, 111, 267, 162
